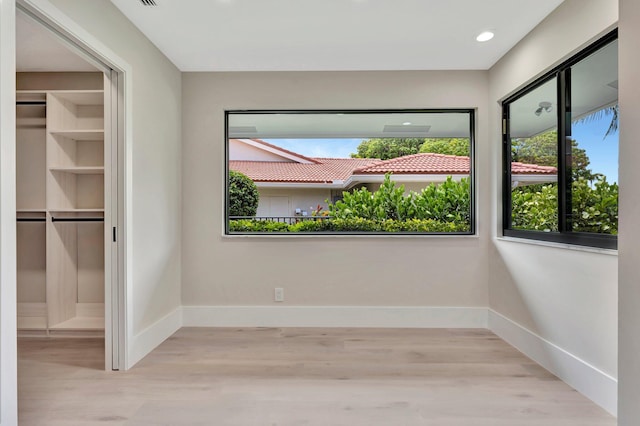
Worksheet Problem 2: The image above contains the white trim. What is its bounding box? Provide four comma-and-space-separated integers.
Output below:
256, 181, 345, 189
348, 173, 467, 187
182, 306, 488, 328
488, 309, 617, 416
235, 139, 316, 164
511, 174, 558, 187
351, 173, 468, 183
0, 0, 18, 424
495, 236, 618, 256
255, 174, 469, 189
128, 307, 182, 368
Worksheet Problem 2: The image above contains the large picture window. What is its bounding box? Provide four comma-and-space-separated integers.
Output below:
503, 30, 618, 249
225, 110, 476, 235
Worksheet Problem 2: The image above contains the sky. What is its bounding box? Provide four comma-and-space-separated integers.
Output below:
263, 115, 619, 183
572, 112, 619, 183
262, 138, 363, 158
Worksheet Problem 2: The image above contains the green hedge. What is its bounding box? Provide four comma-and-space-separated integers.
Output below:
511, 176, 618, 235
328, 174, 470, 225
229, 217, 469, 233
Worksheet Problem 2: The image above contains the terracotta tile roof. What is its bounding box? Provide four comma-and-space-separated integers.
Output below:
230, 152, 557, 184
353, 153, 557, 175
511, 162, 557, 175
230, 158, 380, 183
353, 153, 470, 175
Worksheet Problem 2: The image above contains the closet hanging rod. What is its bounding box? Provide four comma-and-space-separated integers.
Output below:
17, 217, 46, 222
16, 101, 46, 106
51, 217, 104, 223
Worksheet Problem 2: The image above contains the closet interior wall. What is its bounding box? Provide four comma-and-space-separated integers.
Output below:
17, 72, 106, 336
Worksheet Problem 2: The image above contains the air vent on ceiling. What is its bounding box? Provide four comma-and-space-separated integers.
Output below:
383, 125, 431, 133
229, 126, 258, 134
140, 0, 157, 6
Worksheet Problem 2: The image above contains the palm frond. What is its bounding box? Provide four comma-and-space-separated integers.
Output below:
574, 104, 618, 140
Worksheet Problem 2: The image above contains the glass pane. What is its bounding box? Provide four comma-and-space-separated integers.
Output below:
227, 111, 473, 234
569, 40, 618, 235
509, 78, 559, 232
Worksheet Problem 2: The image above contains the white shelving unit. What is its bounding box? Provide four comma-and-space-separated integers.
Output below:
16, 83, 106, 334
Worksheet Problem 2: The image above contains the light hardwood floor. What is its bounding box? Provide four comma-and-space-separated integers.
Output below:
18, 328, 616, 425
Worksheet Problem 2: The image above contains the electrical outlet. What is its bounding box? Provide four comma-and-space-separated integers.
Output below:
274, 287, 284, 302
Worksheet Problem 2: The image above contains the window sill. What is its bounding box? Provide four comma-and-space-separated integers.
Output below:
223, 232, 480, 240
494, 235, 618, 256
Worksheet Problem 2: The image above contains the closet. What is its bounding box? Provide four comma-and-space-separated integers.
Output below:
17, 72, 107, 335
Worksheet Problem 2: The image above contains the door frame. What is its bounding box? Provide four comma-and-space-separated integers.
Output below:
0, 0, 18, 424
17, 0, 130, 371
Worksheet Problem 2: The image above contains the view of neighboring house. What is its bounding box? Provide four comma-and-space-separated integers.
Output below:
229, 138, 557, 217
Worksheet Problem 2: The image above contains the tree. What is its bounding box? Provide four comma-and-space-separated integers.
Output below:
576, 104, 619, 139
511, 130, 593, 180
510, 128, 618, 234
419, 138, 470, 156
228, 171, 259, 216
351, 138, 424, 160
351, 138, 472, 160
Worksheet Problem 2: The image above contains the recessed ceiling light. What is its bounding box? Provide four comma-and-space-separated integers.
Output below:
402, 121, 412, 126
476, 31, 494, 42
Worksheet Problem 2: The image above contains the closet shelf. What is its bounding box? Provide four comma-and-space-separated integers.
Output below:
49, 166, 104, 174
17, 208, 46, 213
16, 90, 46, 100
49, 130, 104, 140
48, 90, 104, 105
48, 209, 104, 214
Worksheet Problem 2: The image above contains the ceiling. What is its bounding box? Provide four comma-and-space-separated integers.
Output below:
229, 112, 470, 139
16, 11, 99, 72
109, 0, 565, 72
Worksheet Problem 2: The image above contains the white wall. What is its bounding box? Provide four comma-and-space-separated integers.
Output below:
0, 0, 18, 423
617, 0, 640, 423
182, 70, 490, 317
40, 0, 183, 366
488, 0, 618, 415
229, 139, 292, 162
255, 188, 331, 217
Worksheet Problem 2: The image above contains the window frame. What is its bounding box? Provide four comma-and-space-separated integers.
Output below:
502, 29, 618, 249
224, 108, 477, 236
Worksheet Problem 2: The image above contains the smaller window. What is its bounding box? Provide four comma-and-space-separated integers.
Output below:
225, 110, 476, 235
503, 30, 618, 249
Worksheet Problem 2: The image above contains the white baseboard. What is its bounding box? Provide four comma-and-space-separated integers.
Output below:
488, 309, 617, 416
181, 305, 488, 328
128, 306, 182, 369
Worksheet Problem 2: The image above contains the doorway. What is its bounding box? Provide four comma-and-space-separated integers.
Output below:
15, 5, 125, 371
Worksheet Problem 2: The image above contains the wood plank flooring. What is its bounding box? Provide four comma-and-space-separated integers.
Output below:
18, 328, 616, 425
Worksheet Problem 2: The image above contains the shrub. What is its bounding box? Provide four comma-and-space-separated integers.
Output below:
328, 174, 471, 226
511, 176, 618, 234
228, 217, 469, 233
571, 176, 618, 234
511, 184, 559, 232
228, 171, 259, 217
228, 219, 290, 233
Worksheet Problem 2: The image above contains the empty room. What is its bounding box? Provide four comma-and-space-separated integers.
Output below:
1, 0, 639, 425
